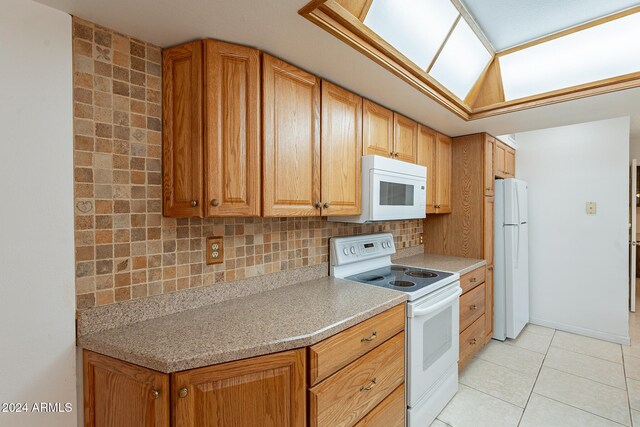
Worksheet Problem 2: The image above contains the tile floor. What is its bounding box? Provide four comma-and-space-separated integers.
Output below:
432, 293, 640, 426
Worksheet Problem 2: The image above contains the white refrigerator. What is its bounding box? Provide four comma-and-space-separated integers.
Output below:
494, 178, 529, 340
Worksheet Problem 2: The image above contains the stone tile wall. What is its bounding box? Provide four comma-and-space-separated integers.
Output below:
72, 17, 423, 310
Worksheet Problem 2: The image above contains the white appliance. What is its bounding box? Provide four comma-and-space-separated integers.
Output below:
329, 155, 426, 223
330, 233, 461, 427
494, 178, 530, 340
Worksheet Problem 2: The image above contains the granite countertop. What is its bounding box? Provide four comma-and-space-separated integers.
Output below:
395, 252, 486, 275
78, 277, 406, 373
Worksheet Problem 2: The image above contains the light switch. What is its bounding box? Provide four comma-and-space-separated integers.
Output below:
586, 202, 597, 215
206, 236, 224, 265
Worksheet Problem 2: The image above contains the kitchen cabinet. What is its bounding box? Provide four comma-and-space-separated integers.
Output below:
417, 126, 451, 214
172, 349, 306, 426
162, 40, 261, 218
163, 41, 204, 218
83, 350, 170, 427
393, 113, 418, 163
84, 304, 406, 427
362, 100, 394, 158
494, 140, 516, 179
458, 265, 489, 368
320, 81, 363, 216
424, 133, 497, 357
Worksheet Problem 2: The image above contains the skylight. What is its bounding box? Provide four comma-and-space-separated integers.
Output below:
363, 0, 460, 70
500, 11, 640, 100
430, 19, 492, 99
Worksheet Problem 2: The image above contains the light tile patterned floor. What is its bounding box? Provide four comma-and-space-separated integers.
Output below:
432, 293, 640, 427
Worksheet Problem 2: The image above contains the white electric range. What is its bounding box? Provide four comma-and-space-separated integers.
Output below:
331, 233, 461, 427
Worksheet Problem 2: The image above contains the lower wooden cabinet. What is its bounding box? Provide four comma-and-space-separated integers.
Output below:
83, 350, 170, 427
172, 349, 306, 427
458, 265, 490, 369
83, 304, 406, 427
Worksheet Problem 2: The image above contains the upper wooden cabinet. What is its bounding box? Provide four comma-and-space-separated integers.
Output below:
417, 126, 451, 214
363, 100, 393, 158
494, 140, 516, 179
204, 40, 261, 217
393, 113, 418, 163
262, 54, 321, 217
320, 81, 363, 216
162, 40, 261, 218
172, 349, 306, 427
163, 42, 204, 218
83, 350, 169, 427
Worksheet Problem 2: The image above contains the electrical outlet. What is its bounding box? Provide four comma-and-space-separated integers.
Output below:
585, 202, 597, 215
206, 236, 224, 265
419, 234, 424, 244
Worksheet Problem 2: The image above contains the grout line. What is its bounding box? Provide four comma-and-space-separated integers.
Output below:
549, 342, 624, 365
530, 392, 629, 427
456, 382, 523, 409
517, 328, 555, 426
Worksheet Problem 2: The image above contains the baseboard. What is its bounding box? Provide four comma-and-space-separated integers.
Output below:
529, 317, 630, 345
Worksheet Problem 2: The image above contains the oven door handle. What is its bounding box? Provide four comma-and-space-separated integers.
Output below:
408, 287, 462, 318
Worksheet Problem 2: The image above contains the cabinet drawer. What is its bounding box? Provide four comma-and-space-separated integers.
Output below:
460, 266, 486, 294
354, 384, 405, 427
309, 332, 405, 427
309, 304, 405, 386
459, 315, 486, 369
460, 283, 485, 332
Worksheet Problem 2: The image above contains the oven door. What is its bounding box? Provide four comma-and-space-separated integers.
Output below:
407, 282, 461, 406
370, 169, 426, 221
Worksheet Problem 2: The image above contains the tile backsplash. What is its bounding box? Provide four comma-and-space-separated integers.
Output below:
72, 17, 423, 310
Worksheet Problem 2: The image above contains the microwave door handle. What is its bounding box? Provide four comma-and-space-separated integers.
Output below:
409, 287, 462, 318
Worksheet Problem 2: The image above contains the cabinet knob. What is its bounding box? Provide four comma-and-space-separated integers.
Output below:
323, 202, 330, 209
470, 304, 477, 310
151, 389, 160, 400
178, 387, 189, 398
390, 151, 394, 157
190, 200, 198, 207
210, 199, 219, 207
314, 201, 322, 209
488, 266, 493, 271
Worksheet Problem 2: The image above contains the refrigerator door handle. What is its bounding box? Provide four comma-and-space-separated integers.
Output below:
514, 224, 520, 269
515, 182, 521, 225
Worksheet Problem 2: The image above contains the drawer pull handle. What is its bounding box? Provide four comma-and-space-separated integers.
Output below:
360, 378, 377, 392
470, 338, 477, 345
470, 304, 477, 310
470, 278, 477, 283
361, 331, 377, 342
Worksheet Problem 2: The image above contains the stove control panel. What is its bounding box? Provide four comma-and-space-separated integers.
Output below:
330, 233, 396, 266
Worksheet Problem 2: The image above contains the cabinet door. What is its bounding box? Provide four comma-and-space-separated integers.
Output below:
83, 350, 169, 427
363, 100, 393, 158
485, 265, 494, 340
162, 42, 204, 217
321, 81, 362, 216
505, 148, 516, 178
484, 136, 495, 196
435, 133, 452, 213
262, 54, 321, 216
393, 113, 418, 163
172, 349, 306, 427
494, 141, 506, 178
484, 196, 494, 266
204, 41, 260, 217
417, 125, 437, 214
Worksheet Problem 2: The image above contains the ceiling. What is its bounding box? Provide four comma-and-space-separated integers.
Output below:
460, 0, 640, 51
35, 0, 640, 139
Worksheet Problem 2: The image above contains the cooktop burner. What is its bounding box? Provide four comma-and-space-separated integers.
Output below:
389, 280, 416, 287
406, 270, 438, 278
345, 264, 455, 296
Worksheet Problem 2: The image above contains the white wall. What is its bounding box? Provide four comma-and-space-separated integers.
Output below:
630, 136, 640, 162
516, 117, 630, 343
0, 1, 76, 425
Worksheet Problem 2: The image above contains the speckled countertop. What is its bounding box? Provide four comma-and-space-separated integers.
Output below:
395, 252, 485, 275
78, 277, 406, 373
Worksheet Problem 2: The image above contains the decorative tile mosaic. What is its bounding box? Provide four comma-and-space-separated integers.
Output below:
72, 17, 423, 310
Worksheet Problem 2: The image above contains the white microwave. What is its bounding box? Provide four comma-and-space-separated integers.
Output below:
329, 155, 427, 223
